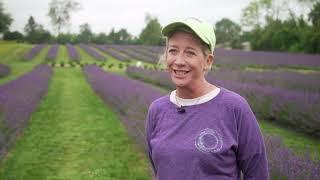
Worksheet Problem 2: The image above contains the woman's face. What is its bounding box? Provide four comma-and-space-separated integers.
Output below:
166, 31, 212, 88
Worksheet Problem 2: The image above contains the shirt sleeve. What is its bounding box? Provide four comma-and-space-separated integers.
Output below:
235, 98, 269, 180
145, 102, 157, 175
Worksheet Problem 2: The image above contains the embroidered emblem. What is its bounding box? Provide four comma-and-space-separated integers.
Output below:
195, 128, 223, 153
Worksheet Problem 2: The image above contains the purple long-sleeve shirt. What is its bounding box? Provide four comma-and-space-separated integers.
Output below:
146, 87, 269, 180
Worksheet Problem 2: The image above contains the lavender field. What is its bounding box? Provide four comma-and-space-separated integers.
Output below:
127, 67, 320, 136
86, 65, 319, 179
0, 42, 319, 179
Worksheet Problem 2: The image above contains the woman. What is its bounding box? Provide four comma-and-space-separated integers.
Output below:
146, 17, 269, 179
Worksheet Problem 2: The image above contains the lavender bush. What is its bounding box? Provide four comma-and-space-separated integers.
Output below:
125, 45, 159, 62
214, 48, 320, 69
66, 44, 80, 61
0, 64, 10, 78
265, 135, 320, 179
0, 64, 53, 160
126, 67, 320, 136
210, 69, 320, 93
46, 44, 59, 61
83, 65, 162, 148
93, 44, 130, 62
79, 44, 106, 61
100, 45, 320, 69
90, 44, 320, 69
107, 45, 156, 63
23, 44, 47, 61
140, 45, 165, 55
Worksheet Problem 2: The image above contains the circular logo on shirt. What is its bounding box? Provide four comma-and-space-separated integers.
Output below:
195, 128, 223, 153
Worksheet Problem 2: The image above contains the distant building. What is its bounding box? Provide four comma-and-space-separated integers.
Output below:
241, 41, 251, 51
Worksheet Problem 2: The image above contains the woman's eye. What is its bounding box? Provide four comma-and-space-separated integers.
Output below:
186, 51, 196, 57
168, 49, 178, 55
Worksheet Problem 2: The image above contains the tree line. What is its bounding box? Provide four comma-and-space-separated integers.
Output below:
0, 0, 319, 54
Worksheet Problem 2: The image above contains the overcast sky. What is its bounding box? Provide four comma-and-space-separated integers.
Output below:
1, 0, 305, 36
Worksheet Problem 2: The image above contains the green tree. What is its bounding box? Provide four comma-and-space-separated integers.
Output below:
24, 16, 37, 35
47, 0, 81, 34
108, 28, 118, 44
241, 0, 262, 28
24, 16, 38, 43
215, 18, 242, 48
3, 31, 24, 41
308, 1, 320, 26
107, 28, 133, 44
0, 1, 13, 33
56, 33, 77, 44
78, 23, 93, 43
241, 0, 320, 54
139, 15, 163, 45
24, 16, 52, 43
241, 0, 285, 29
92, 32, 110, 44
305, 2, 320, 53
117, 28, 132, 44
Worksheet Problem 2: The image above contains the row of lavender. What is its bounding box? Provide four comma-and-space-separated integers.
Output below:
83, 65, 319, 179
22, 44, 320, 70
93, 45, 320, 70
214, 48, 320, 69
21, 44, 135, 62
94, 44, 130, 62
83, 65, 162, 146
23, 44, 80, 61
0, 64, 53, 160
46, 44, 59, 61
79, 44, 106, 61
66, 43, 80, 60
209, 69, 320, 93
135, 45, 320, 68
23, 44, 47, 60
126, 67, 320, 137
106, 45, 159, 63
22, 44, 60, 61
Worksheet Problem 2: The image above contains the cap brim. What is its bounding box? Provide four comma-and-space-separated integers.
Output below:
161, 18, 216, 53
162, 22, 194, 37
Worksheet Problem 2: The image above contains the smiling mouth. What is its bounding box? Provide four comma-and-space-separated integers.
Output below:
174, 70, 190, 76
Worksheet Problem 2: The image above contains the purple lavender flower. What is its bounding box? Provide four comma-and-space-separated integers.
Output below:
46, 44, 59, 61
140, 45, 165, 55
214, 48, 320, 68
265, 135, 320, 179
83, 65, 163, 148
66, 44, 80, 61
0, 64, 53, 160
79, 44, 106, 61
23, 44, 47, 61
107, 45, 157, 63
210, 69, 320, 93
93, 44, 130, 62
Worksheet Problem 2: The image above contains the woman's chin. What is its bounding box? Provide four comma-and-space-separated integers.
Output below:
171, 78, 189, 88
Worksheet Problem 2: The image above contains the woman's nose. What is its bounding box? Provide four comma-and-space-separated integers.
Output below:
174, 53, 186, 65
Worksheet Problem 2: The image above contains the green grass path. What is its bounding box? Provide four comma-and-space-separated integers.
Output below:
0, 43, 48, 85
0, 68, 150, 179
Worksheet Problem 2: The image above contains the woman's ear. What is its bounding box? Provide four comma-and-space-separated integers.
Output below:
205, 54, 214, 70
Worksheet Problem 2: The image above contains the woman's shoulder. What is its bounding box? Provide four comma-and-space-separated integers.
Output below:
217, 87, 250, 110
149, 94, 171, 112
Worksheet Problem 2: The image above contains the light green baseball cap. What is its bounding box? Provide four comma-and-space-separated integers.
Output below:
162, 17, 216, 53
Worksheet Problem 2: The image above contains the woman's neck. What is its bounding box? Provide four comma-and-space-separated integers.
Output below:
176, 80, 216, 99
